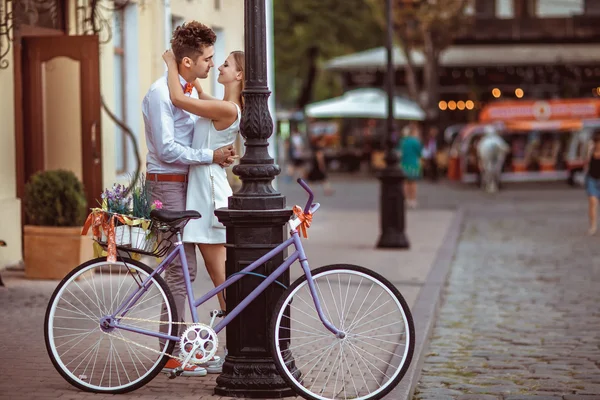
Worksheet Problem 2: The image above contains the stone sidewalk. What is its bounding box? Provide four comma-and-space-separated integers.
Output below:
413, 201, 600, 400
0, 182, 456, 400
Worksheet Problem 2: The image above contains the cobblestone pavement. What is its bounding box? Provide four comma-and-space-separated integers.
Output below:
413, 197, 600, 400
1, 177, 595, 400
0, 176, 454, 400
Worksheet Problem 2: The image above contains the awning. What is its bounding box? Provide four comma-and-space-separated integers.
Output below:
304, 88, 425, 121
325, 44, 600, 71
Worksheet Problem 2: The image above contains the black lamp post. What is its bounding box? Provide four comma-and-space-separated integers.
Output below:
376, 0, 410, 249
214, 0, 294, 397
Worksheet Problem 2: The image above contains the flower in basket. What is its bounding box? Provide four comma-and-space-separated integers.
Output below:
131, 176, 152, 220
151, 200, 163, 211
101, 183, 131, 216
129, 176, 160, 251
97, 183, 132, 248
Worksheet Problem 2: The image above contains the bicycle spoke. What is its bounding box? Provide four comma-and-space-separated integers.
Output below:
108, 269, 138, 317
281, 313, 330, 336
347, 340, 390, 383
67, 283, 103, 320
352, 319, 404, 337
349, 337, 398, 365
278, 324, 331, 338
351, 332, 406, 347
346, 282, 375, 332
69, 335, 104, 372
286, 335, 331, 352
289, 302, 325, 326
341, 342, 358, 399
85, 267, 107, 316
307, 342, 338, 392
340, 274, 353, 332
346, 291, 388, 333
315, 280, 336, 330
57, 298, 100, 324
320, 342, 344, 397
325, 275, 343, 330
287, 340, 337, 367
56, 328, 100, 356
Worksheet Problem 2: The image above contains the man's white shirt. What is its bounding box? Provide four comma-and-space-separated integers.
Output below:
142, 74, 214, 174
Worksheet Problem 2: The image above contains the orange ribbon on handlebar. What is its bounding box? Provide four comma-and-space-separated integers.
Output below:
293, 205, 312, 238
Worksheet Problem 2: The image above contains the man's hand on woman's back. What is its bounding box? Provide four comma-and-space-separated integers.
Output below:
213, 145, 237, 167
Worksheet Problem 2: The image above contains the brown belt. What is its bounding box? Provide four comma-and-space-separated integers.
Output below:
146, 173, 188, 183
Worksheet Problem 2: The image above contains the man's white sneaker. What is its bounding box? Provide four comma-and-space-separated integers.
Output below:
199, 355, 224, 374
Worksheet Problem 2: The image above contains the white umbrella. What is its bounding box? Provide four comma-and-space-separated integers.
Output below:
304, 88, 425, 121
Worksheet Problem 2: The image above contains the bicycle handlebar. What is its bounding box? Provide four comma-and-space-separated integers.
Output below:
297, 178, 314, 214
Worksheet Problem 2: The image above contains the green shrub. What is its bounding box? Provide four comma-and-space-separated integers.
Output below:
25, 170, 88, 227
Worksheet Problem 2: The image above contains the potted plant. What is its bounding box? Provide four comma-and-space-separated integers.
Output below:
23, 169, 92, 279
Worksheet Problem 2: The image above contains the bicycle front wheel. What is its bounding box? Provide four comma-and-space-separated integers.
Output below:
270, 264, 415, 400
44, 257, 178, 394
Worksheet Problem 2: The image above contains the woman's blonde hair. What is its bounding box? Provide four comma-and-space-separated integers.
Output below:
231, 51, 245, 109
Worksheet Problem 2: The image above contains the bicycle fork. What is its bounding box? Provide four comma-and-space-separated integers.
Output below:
294, 237, 346, 340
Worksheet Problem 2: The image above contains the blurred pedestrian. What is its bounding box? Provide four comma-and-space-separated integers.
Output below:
307, 136, 334, 196
423, 126, 439, 181
477, 125, 509, 194
286, 131, 307, 182
398, 122, 423, 208
585, 130, 600, 235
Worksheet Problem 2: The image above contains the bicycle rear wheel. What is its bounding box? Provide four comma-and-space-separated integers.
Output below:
270, 264, 415, 400
44, 257, 178, 394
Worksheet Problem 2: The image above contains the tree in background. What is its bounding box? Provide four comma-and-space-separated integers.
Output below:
369, 0, 472, 121
273, 0, 384, 110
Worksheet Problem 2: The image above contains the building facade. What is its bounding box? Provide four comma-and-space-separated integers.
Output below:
0, 0, 244, 268
325, 0, 600, 125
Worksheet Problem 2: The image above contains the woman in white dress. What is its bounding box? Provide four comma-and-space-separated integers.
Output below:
163, 50, 244, 311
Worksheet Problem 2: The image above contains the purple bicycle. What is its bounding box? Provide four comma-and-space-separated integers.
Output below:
44, 179, 415, 400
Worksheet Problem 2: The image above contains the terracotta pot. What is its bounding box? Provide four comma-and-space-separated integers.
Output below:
512, 160, 527, 172
540, 161, 555, 172
24, 225, 93, 280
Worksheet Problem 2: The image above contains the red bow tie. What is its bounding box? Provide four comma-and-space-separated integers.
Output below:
184, 83, 193, 95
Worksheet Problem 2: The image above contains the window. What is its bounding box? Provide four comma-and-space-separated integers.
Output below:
171, 15, 185, 32
537, 0, 584, 17
114, 7, 127, 174
14, 0, 66, 31
585, 0, 600, 15
475, 0, 496, 17
514, 0, 537, 18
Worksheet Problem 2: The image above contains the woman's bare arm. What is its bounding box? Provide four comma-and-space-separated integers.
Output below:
164, 55, 236, 122
193, 78, 218, 101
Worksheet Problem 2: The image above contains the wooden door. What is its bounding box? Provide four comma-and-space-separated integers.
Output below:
22, 35, 102, 210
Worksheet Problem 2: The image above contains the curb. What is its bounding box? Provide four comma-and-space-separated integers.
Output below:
389, 207, 466, 400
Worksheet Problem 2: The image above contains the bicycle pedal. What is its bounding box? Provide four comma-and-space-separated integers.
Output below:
209, 310, 226, 328
166, 370, 178, 379
209, 310, 226, 318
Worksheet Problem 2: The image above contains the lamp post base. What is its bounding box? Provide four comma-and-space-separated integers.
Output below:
377, 168, 410, 249
214, 357, 295, 398
213, 207, 295, 398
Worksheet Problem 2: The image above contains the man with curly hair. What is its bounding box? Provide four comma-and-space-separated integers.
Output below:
142, 21, 234, 377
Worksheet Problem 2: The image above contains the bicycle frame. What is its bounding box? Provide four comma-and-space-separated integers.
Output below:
110, 221, 342, 343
